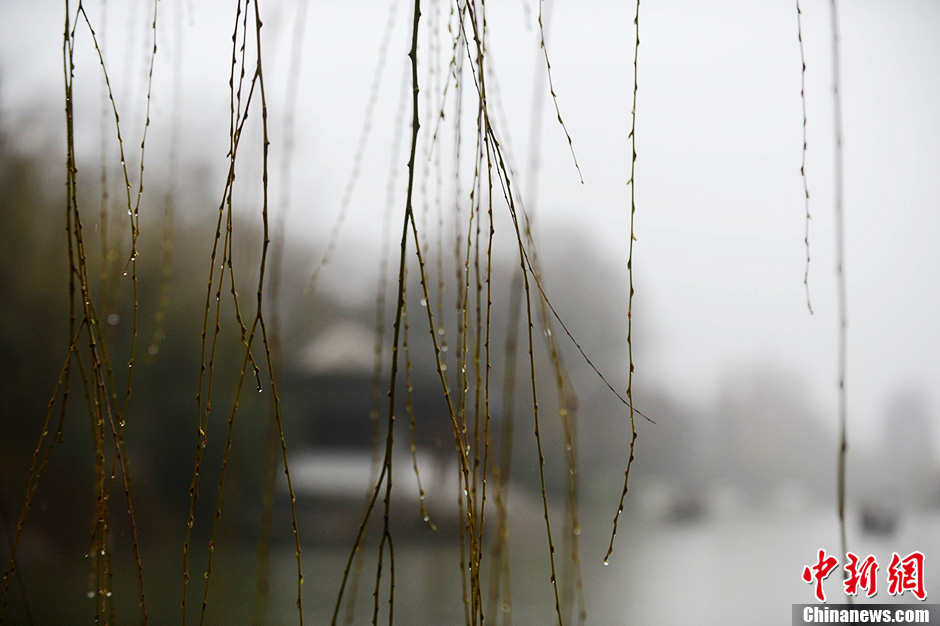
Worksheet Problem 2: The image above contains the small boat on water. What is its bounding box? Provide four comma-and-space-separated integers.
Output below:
859, 504, 899, 536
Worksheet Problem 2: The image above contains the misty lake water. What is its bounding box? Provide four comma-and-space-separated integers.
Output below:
252, 505, 938, 625
9, 502, 937, 624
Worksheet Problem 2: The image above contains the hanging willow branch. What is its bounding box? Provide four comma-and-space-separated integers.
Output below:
606, 0, 641, 567
182, 1, 305, 624
795, 0, 813, 315
0, 1, 159, 622
829, 0, 850, 591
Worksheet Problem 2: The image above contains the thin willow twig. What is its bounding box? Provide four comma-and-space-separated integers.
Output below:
796, 0, 813, 315
503, 172, 565, 626
513, 10, 586, 610
250, 0, 306, 619
147, 0, 184, 363
308, 0, 403, 295
605, 0, 641, 566
251, 0, 309, 621
331, 2, 426, 623
829, 0, 850, 595
537, 0, 582, 183
182, 3, 254, 617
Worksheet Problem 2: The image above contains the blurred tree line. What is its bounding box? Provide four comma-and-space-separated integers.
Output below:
2, 103, 938, 621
